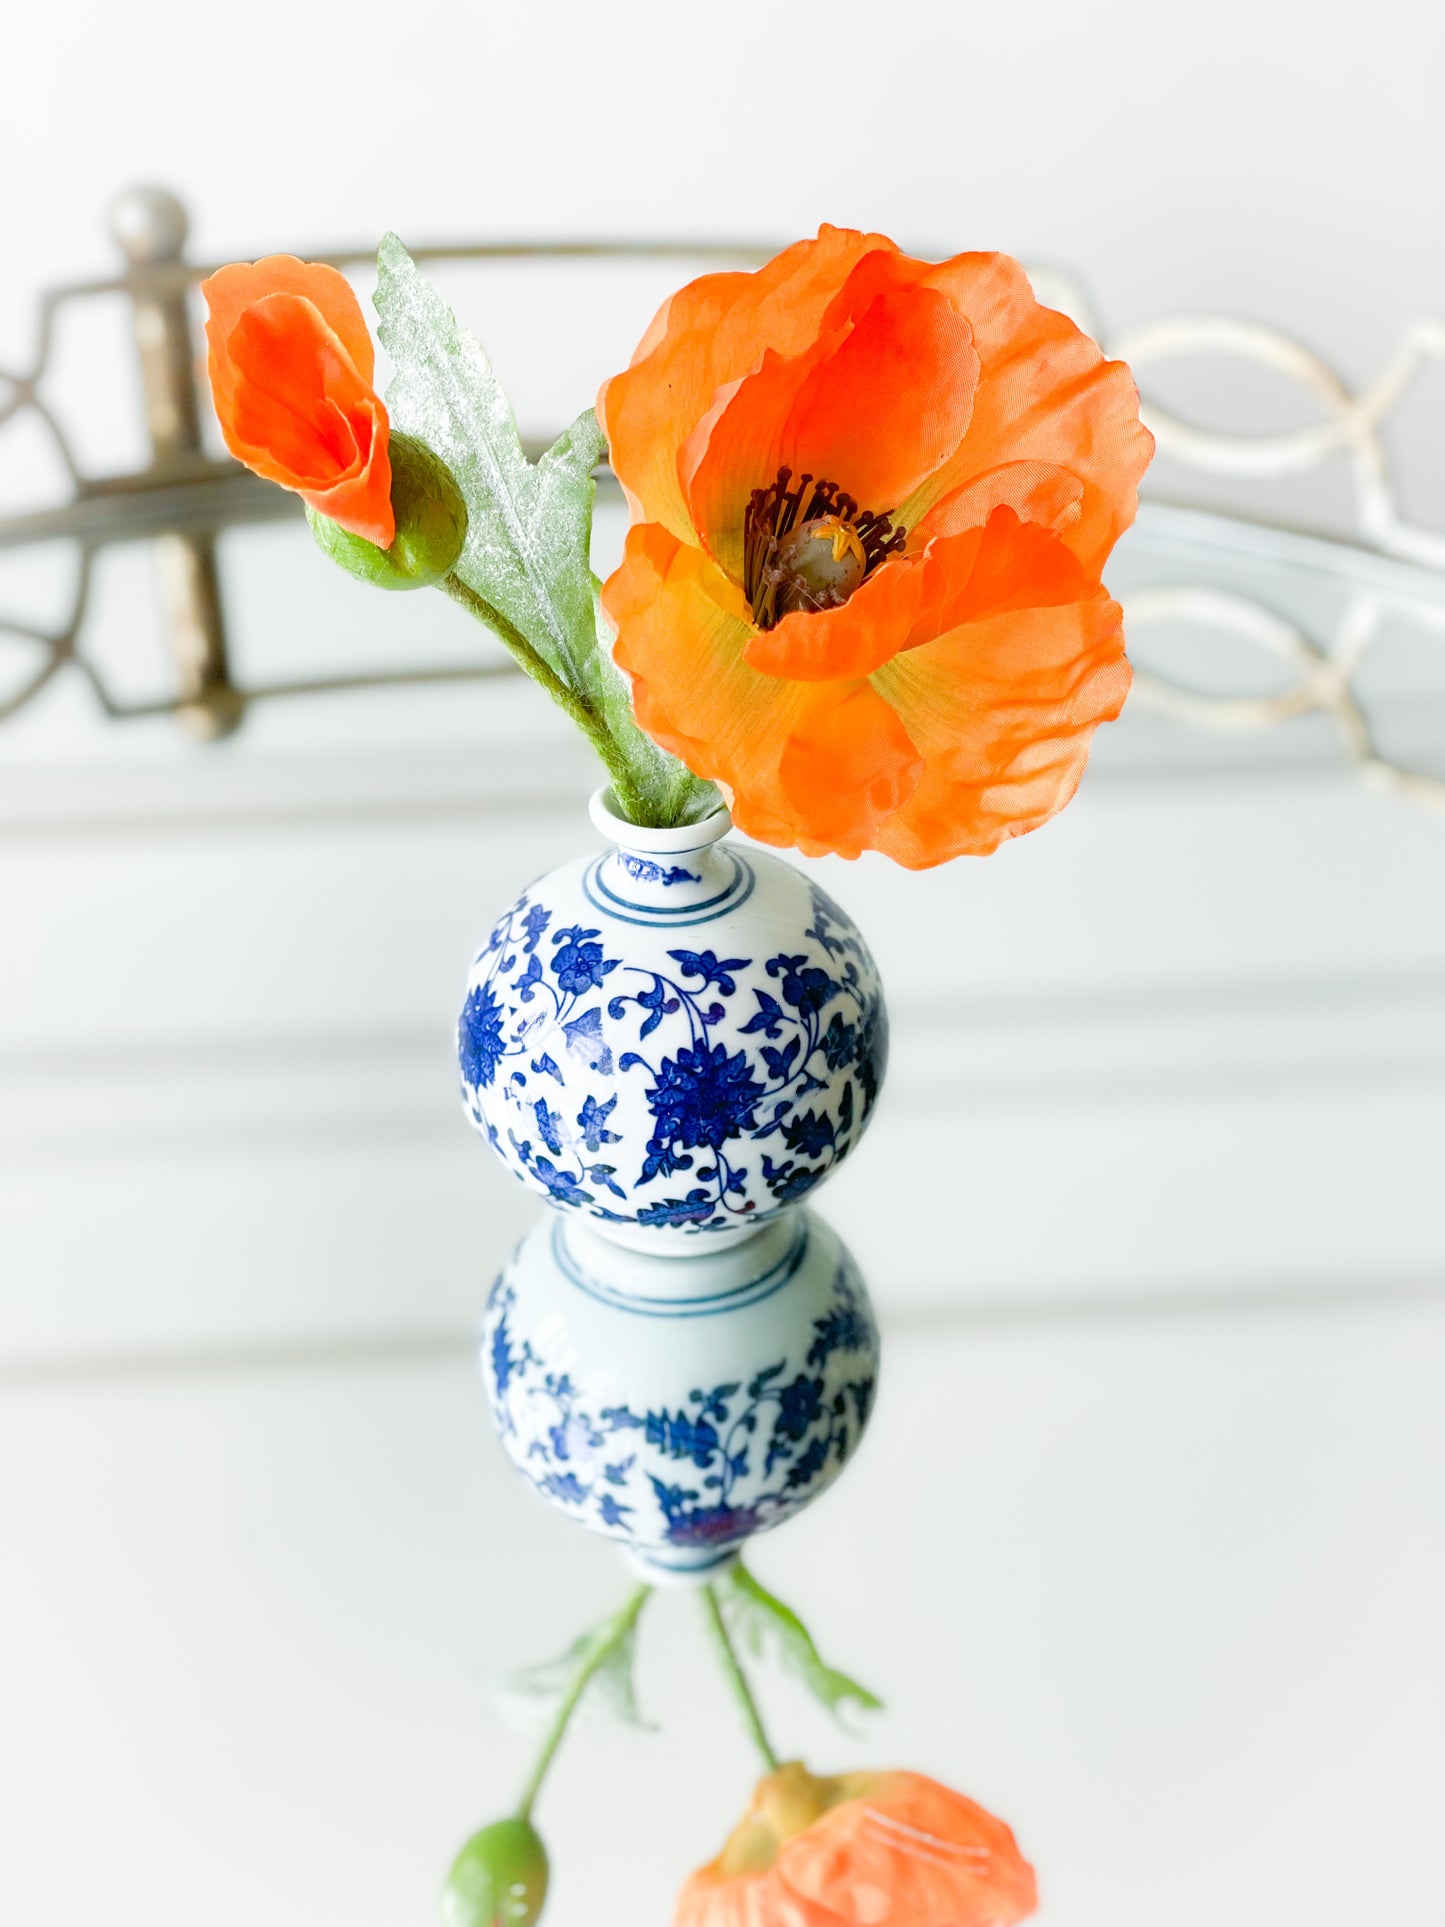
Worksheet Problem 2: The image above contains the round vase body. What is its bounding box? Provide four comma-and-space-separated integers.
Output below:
458, 793, 888, 1252
483, 1207, 879, 1576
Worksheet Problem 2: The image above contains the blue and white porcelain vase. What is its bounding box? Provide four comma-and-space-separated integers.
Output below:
460, 789, 889, 1576
459, 789, 888, 1249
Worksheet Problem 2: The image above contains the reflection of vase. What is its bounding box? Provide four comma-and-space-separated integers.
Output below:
458, 789, 888, 1253
483, 1208, 880, 1578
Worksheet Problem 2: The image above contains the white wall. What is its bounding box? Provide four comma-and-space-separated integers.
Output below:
4, 0, 1442, 380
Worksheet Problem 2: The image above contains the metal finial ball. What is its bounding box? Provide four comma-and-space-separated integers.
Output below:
108, 186, 190, 264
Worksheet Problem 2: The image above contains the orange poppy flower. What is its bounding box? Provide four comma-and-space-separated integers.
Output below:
202, 256, 394, 548
676, 1761, 1037, 1927
599, 226, 1153, 866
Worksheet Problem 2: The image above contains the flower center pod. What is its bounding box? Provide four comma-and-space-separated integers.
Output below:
743, 467, 907, 629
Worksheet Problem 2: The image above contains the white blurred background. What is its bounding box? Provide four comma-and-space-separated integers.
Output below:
2, 4, 1444, 1925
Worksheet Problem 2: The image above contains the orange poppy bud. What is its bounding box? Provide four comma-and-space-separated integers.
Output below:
675, 1761, 1037, 1927
599, 226, 1155, 867
202, 255, 395, 548
307, 431, 467, 590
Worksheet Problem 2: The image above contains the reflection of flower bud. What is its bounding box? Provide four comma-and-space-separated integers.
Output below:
308, 431, 468, 590
442, 1817, 549, 1927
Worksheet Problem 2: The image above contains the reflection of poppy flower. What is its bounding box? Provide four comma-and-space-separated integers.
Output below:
676, 1762, 1037, 1927
202, 256, 394, 546
600, 226, 1153, 867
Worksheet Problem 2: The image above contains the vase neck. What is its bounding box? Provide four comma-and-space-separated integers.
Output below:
587, 787, 738, 918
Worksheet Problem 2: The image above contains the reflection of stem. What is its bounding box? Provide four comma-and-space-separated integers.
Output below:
702, 1583, 780, 1772
442, 573, 646, 822
720, 1396, 767, 1498
515, 1585, 652, 1821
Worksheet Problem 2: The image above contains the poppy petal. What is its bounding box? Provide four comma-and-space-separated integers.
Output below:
605, 521, 805, 849
302, 445, 394, 547
202, 255, 375, 411
817, 247, 930, 333
778, 287, 978, 514
916, 461, 1084, 541
222, 295, 393, 547
868, 588, 1130, 866
898, 252, 1154, 574
226, 297, 371, 486
743, 494, 1090, 684
908, 506, 1090, 650
743, 553, 926, 682
777, 682, 923, 854
604, 523, 921, 857
599, 225, 899, 545
680, 332, 843, 581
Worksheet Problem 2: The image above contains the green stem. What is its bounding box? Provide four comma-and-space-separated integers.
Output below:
441, 572, 647, 822
702, 1581, 780, 1773
515, 1585, 651, 1822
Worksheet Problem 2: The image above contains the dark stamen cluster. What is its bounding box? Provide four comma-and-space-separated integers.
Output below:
743, 466, 907, 630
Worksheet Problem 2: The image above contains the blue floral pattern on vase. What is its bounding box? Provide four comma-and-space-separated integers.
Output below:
459, 826, 888, 1248
616, 853, 699, 886
483, 1210, 879, 1567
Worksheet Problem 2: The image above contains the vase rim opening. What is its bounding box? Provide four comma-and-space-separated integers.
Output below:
589, 785, 733, 855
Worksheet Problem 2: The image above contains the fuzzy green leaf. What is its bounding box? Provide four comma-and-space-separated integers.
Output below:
374, 235, 595, 683
372, 234, 719, 827
720, 1563, 883, 1722
489, 1617, 653, 1734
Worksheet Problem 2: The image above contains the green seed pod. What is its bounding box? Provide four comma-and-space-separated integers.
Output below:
442, 1817, 549, 1927
307, 431, 468, 590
